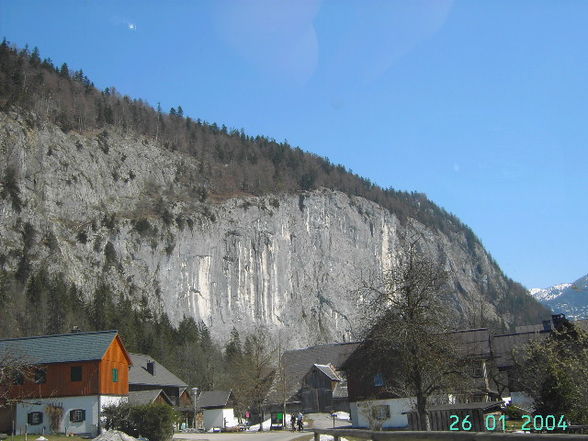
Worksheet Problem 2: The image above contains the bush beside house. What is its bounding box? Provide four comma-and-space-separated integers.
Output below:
102, 402, 177, 441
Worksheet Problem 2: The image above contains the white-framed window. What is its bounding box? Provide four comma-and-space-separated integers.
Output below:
371, 405, 390, 421
27, 412, 43, 425
70, 409, 86, 423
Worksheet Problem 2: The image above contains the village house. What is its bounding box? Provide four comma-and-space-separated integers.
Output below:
195, 390, 238, 431
264, 342, 359, 415
0, 330, 131, 436
128, 353, 194, 427
341, 327, 494, 430
340, 314, 588, 430
491, 314, 588, 410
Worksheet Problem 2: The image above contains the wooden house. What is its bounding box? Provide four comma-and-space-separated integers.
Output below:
128, 353, 193, 427
342, 328, 494, 429
0, 330, 131, 436
299, 363, 348, 413
264, 342, 358, 414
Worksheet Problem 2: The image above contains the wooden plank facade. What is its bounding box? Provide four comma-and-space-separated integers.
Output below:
99, 335, 131, 396
3, 334, 131, 400
0, 330, 132, 436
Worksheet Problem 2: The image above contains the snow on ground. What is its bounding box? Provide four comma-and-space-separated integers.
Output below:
320, 436, 350, 441
246, 418, 271, 431
94, 430, 138, 441
333, 411, 350, 421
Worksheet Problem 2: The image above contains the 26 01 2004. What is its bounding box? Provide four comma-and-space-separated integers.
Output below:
449, 414, 569, 431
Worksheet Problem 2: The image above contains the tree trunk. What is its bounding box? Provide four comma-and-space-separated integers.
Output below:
416, 393, 430, 431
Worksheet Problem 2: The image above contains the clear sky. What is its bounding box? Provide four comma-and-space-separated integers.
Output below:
1, 0, 586, 289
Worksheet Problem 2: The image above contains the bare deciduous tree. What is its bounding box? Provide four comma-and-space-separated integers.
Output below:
356, 232, 469, 430
0, 349, 34, 407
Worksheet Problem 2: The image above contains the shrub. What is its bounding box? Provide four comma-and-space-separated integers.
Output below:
133, 218, 157, 238
102, 402, 177, 441
104, 242, 117, 267
1, 166, 22, 212
76, 231, 88, 244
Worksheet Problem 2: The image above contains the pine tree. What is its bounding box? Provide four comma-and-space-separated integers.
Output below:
30, 47, 41, 67
59, 62, 69, 78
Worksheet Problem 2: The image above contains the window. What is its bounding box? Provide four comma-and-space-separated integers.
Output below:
373, 373, 384, 387
70, 409, 86, 423
13, 373, 24, 385
71, 366, 82, 382
371, 405, 390, 421
35, 368, 47, 384
470, 362, 484, 378
27, 412, 43, 425
112, 368, 119, 383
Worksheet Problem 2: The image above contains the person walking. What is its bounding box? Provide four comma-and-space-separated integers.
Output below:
290, 413, 296, 431
297, 412, 304, 431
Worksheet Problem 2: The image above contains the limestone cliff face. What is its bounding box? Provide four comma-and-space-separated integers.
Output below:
0, 112, 529, 346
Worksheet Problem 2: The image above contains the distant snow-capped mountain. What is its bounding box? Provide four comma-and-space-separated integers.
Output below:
530, 274, 588, 320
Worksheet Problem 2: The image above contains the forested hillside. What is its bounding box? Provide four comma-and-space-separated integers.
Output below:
0, 40, 550, 352
0, 40, 489, 238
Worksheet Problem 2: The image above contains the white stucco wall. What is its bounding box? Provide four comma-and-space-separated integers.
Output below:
17, 396, 99, 436
509, 392, 535, 411
16, 395, 127, 436
203, 408, 238, 430
350, 398, 413, 429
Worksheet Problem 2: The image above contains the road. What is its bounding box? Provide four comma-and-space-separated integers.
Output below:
174, 431, 313, 441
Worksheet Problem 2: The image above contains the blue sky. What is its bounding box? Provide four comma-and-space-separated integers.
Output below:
1, 0, 587, 289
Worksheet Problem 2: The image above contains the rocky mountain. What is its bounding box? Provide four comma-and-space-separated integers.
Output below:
530, 274, 588, 320
0, 109, 550, 346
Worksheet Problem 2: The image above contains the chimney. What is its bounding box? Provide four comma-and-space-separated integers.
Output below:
146, 361, 155, 375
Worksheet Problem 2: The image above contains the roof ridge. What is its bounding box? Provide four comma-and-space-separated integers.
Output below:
493, 330, 550, 338
287, 341, 360, 352
450, 328, 489, 333
0, 329, 118, 343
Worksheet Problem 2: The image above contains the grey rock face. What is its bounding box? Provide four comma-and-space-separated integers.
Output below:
0, 113, 522, 346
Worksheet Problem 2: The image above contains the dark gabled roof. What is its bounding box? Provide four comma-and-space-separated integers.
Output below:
449, 328, 492, 359
196, 391, 232, 409
491, 331, 549, 369
265, 342, 359, 405
0, 330, 120, 365
128, 389, 173, 406
129, 353, 187, 387
314, 364, 340, 381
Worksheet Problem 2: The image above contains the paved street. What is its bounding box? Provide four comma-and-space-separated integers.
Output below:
174, 431, 312, 441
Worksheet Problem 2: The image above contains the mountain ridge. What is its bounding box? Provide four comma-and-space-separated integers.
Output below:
531, 274, 588, 320
0, 41, 551, 344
